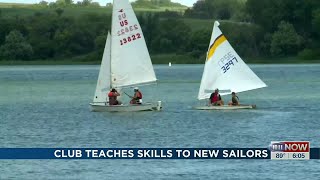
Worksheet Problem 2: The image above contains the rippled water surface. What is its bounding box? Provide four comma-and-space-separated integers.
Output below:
0, 64, 320, 179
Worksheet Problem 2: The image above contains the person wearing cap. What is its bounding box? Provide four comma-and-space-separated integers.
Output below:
228, 92, 239, 106
130, 87, 143, 104
108, 88, 121, 105
209, 88, 224, 106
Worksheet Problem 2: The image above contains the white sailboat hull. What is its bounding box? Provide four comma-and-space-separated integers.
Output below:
193, 105, 256, 110
90, 102, 162, 112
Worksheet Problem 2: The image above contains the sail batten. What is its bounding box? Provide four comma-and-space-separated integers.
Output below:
198, 21, 267, 100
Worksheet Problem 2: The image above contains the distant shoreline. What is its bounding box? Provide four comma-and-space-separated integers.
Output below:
0, 59, 319, 65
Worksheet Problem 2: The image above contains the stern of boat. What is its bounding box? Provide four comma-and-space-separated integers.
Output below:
152, 101, 162, 111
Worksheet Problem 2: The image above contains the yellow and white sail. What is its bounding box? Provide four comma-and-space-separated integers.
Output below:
198, 21, 267, 100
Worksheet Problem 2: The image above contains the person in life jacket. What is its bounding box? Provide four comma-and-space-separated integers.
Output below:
130, 87, 143, 104
228, 92, 240, 106
108, 88, 121, 105
209, 88, 224, 106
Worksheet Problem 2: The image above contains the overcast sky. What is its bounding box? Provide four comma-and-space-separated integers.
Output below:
2, 0, 198, 7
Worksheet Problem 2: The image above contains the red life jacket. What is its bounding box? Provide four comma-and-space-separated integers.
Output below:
108, 92, 117, 105
136, 91, 142, 99
211, 93, 219, 103
108, 92, 114, 97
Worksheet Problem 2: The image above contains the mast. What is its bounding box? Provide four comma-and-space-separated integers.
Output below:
110, 0, 114, 89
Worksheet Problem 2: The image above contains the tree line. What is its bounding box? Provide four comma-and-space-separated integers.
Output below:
36, 0, 185, 9
0, 0, 319, 63
185, 0, 320, 60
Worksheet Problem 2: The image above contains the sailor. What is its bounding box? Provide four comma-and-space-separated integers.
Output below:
228, 92, 239, 106
209, 88, 224, 106
108, 88, 121, 105
130, 87, 143, 104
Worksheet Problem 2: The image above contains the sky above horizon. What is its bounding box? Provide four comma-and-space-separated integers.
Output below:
1, 0, 198, 7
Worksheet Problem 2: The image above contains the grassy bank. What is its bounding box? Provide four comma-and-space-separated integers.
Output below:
0, 54, 319, 65
0, 3, 186, 17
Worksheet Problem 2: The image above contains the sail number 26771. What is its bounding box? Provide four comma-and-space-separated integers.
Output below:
120, 33, 141, 45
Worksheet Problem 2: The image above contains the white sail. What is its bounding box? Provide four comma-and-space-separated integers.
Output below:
198, 21, 267, 100
93, 32, 111, 103
111, 0, 157, 88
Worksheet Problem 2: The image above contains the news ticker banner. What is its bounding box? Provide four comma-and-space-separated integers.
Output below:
0, 142, 319, 160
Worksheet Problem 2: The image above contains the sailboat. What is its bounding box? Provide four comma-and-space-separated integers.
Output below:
90, 0, 162, 112
194, 21, 267, 110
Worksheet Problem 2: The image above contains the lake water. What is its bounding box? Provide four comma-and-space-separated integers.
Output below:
0, 64, 320, 179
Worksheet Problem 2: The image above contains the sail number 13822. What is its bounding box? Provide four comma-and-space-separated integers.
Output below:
120, 33, 141, 45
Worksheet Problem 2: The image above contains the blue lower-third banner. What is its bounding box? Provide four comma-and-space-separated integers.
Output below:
0, 147, 319, 160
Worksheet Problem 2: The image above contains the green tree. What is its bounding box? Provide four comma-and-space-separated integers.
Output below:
90, 2, 100, 7
80, 0, 92, 6
219, 22, 263, 58
208, 0, 237, 20
55, 8, 64, 16
246, 0, 279, 31
187, 29, 211, 58
270, 21, 302, 56
0, 17, 11, 45
138, 13, 160, 47
184, 0, 210, 19
38, 0, 48, 6
150, 19, 190, 53
28, 14, 60, 59
56, 0, 66, 7
65, 0, 73, 5
185, 0, 243, 20
246, 0, 320, 33
312, 9, 320, 39
308, 8, 320, 58
0, 30, 33, 60
48, 2, 57, 8
95, 35, 107, 51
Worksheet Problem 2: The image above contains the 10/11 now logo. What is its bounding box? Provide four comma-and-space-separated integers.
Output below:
270, 141, 310, 160
270, 142, 309, 152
